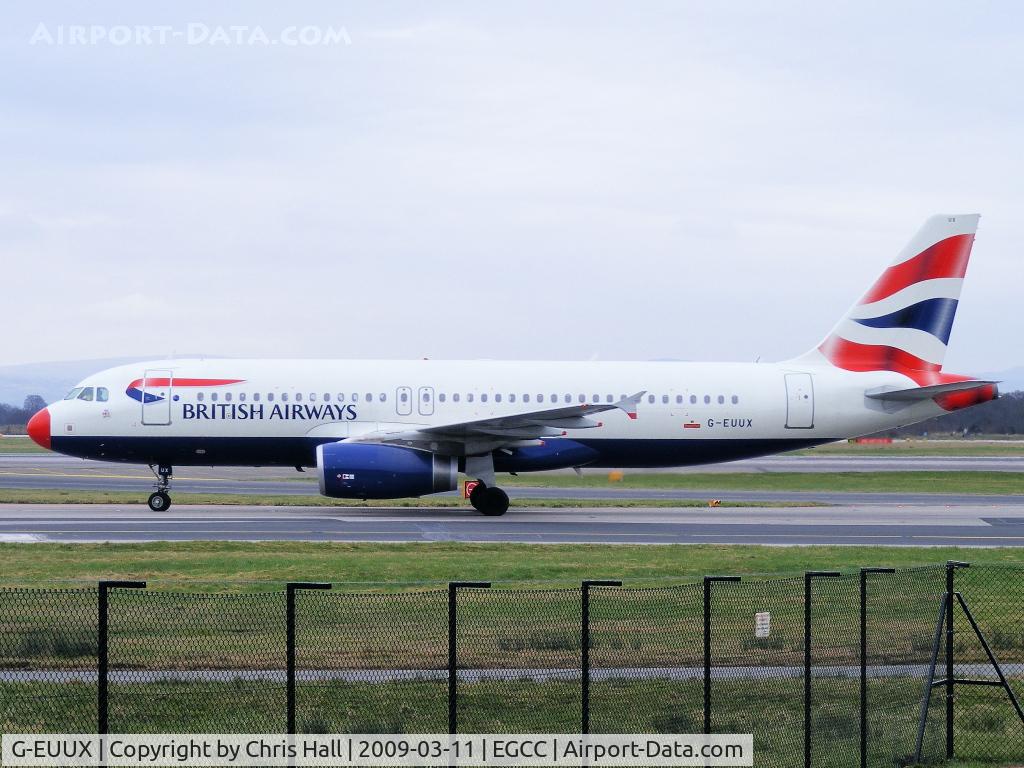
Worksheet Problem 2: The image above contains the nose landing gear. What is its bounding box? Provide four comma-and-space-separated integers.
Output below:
147, 464, 173, 511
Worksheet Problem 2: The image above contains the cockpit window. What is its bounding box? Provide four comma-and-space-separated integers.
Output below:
77, 387, 95, 402
64, 387, 83, 401
97, 387, 109, 402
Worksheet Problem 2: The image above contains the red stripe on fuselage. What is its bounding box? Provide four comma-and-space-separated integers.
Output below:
858, 234, 974, 305
127, 378, 245, 389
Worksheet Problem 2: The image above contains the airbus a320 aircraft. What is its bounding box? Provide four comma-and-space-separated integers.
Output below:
27, 214, 997, 515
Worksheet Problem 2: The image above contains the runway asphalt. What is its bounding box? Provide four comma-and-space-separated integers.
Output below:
2, 503, 1024, 545
2, 453, 1024, 507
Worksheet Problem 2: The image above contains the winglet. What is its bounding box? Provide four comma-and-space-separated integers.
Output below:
615, 391, 645, 420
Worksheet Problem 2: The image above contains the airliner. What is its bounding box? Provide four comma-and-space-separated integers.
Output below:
26, 214, 997, 515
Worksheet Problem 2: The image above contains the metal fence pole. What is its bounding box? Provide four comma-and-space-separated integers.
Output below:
804, 571, 840, 768
859, 567, 894, 768
286, 582, 332, 735
581, 580, 621, 735
946, 561, 970, 759
448, 581, 490, 735
703, 576, 740, 738
97, 580, 146, 735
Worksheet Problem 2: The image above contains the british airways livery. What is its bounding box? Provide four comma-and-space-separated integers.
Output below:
26, 215, 998, 515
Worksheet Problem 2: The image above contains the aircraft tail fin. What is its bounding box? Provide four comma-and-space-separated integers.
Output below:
796, 214, 980, 375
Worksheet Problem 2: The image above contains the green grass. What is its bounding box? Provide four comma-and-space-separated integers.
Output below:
506, 471, 1024, 495
796, 438, 1024, 456
0, 436, 44, 453
0, 679, 1017, 766
2, 542, 1024, 590
0, 488, 818, 508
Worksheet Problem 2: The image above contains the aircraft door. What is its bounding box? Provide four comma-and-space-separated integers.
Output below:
141, 369, 173, 426
784, 373, 814, 429
396, 386, 412, 416
418, 386, 435, 416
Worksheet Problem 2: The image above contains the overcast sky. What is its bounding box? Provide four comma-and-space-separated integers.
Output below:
2, 1, 1021, 372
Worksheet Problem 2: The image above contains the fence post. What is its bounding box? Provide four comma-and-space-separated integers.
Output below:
97, 580, 146, 735
859, 567, 894, 768
286, 582, 332, 734
581, 580, 621, 735
804, 571, 840, 768
946, 561, 970, 759
703, 576, 741, 738
448, 581, 490, 735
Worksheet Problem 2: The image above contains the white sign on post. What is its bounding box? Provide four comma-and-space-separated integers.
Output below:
754, 612, 771, 639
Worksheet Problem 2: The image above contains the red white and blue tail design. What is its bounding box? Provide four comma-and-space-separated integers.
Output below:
806, 214, 978, 375
798, 214, 996, 410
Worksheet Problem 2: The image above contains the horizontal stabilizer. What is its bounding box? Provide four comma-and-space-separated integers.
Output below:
865, 380, 998, 402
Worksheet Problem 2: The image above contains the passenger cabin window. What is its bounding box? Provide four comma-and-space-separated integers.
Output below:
732, 395, 739, 404
64, 388, 83, 400
225, 393, 232, 402
211, 392, 218, 402
365, 393, 372, 402
197, 392, 205, 402
495, 394, 502, 403
439, 393, 446, 403
606, 395, 614, 403
97, 388, 109, 402
77, 388, 94, 401
509, 394, 516, 403
481, 394, 488, 403
239, 393, 247, 402
467, 393, 474, 403
691, 395, 697, 404
253, 393, 261, 402
524, 394, 531, 403
295, 393, 302, 402
647, 395, 655, 404
379, 393, 386, 402
453, 393, 460, 402
662, 395, 669, 404
281, 393, 288, 402
267, 393, 274, 402
704, 395, 711, 404
718, 395, 725, 404
564, 394, 571, 403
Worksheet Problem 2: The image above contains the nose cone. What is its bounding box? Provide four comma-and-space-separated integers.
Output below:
27, 407, 51, 450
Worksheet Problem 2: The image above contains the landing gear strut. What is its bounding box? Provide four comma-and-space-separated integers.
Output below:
469, 481, 510, 516
147, 464, 173, 512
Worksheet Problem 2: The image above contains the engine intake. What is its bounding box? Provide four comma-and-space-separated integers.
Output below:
316, 442, 458, 499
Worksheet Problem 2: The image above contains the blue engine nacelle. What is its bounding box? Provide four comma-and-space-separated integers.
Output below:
316, 442, 458, 499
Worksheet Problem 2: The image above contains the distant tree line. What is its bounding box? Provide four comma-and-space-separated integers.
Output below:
882, 390, 1024, 437
0, 396, 47, 432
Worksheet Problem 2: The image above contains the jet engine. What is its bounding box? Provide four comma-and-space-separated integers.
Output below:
316, 442, 458, 499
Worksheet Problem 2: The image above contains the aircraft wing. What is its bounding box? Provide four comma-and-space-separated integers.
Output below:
342, 392, 645, 455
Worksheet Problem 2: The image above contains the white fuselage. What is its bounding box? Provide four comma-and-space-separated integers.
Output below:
41, 357, 945, 470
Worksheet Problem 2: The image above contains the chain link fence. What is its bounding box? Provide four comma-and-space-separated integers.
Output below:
1, 563, 1021, 767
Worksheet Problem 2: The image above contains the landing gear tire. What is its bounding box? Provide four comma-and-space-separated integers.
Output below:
478, 486, 510, 517
148, 491, 171, 512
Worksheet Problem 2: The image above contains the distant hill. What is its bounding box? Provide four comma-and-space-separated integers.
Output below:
0, 357, 209, 406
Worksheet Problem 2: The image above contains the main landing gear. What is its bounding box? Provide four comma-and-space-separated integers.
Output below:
147, 464, 173, 512
469, 481, 510, 516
